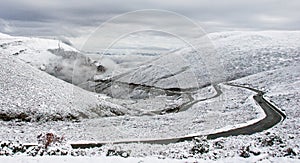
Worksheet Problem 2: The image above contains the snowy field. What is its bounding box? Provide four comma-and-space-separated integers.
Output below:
0, 31, 299, 162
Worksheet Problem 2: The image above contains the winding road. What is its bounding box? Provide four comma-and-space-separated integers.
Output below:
70, 83, 286, 149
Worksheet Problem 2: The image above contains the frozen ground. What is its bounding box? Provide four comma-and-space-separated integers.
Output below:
0, 31, 299, 162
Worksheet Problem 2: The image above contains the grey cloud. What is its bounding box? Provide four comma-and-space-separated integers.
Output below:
0, 0, 299, 48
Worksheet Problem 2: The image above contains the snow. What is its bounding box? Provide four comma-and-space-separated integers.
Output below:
0, 33, 11, 38
229, 65, 300, 157
209, 31, 300, 80
0, 155, 299, 163
100, 31, 300, 90
0, 36, 77, 67
0, 82, 264, 143
0, 31, 299, 161
0, 156, 188, 163
0, 48, 128, 122
0, 35, 102, 86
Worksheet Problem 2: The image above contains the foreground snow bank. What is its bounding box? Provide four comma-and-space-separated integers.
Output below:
0, 154, 298, 163
0, 53, 127, 121
0, 156, 206, 163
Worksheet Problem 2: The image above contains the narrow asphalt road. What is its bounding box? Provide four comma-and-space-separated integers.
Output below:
70, 83, 286, 149
207, 84, 284, 139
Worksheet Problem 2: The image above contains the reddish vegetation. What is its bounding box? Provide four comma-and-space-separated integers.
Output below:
37, 133, 64, 148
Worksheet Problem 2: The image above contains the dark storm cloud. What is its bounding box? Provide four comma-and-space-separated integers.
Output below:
0, 0, 299, 47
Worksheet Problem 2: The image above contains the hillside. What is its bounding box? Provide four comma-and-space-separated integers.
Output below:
0, 31, 299, 161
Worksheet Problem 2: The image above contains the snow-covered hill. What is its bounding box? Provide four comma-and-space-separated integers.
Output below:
98, 31, 300, 90
0, 35, 102, 87
210, 31, 300, 80
0, 34, 128, 122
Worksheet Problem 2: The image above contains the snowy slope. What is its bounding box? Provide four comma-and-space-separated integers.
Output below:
0, 37, 128, 122
0, 32, 11, 38
99, 31, 300, 90
0, 34, 101, 87
209, 31, 300, 80
72, 66, 298, 161
0, 35, 77, 66
229, 65, 300, 153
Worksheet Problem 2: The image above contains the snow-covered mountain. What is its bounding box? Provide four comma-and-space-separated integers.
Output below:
0, 34, 128, 122
0, 31, 299, 161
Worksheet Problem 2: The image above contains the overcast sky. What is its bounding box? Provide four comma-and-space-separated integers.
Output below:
0, 0, 299, 49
